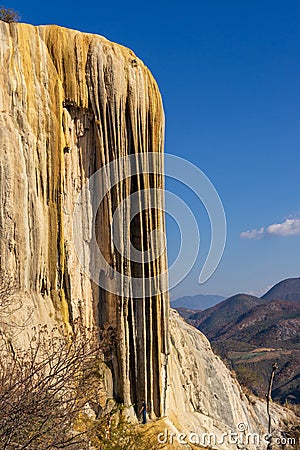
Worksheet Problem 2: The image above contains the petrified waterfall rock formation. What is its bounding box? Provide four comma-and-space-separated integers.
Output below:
0, 22, 168, 418
1, 23, 298, 448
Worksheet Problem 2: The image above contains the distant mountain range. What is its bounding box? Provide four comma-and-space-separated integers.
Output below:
187, 293, 263, 339
262, 277, 300, 302
171, 294, 225, 310
174, 277, 300, 404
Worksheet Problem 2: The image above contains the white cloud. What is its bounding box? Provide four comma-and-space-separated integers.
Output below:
240, 218, 300, 240
267, 219, 300, 236
240, 227, 265, 240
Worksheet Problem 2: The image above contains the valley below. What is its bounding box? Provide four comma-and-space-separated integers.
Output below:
174, 278, 300, 406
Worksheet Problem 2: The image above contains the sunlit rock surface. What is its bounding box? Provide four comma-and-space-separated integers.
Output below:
0, 22, 297, 447
0, 21, 168, 419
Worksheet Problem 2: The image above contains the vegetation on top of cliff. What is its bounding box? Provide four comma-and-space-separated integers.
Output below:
0, 6, 20, 22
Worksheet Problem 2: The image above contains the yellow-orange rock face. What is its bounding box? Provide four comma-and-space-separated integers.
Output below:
0, 21, 168, 418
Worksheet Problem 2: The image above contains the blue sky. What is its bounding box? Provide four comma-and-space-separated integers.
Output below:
10, 1, 300, 299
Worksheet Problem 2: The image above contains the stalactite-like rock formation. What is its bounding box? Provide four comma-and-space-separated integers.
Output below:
2, 23, 298, 449
0, 22, 169, 418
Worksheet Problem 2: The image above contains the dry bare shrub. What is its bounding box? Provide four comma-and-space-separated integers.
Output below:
0, 273, 150, 449
0, 322, 103, 449
0, 6, 20, 22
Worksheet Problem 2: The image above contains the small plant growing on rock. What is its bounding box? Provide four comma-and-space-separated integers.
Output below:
0, 6, 20, 22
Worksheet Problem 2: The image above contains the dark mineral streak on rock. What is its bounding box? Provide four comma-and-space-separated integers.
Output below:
0, 22, 169, 419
